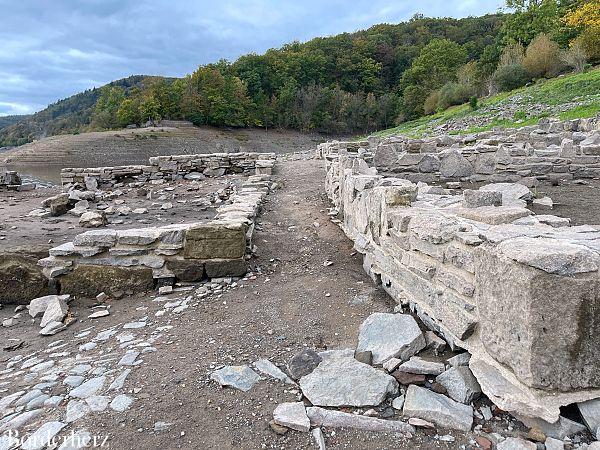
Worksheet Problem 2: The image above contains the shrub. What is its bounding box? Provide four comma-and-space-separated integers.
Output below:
424, 90, 440, 115
492, 63, 530, 92
561, 38, 588, 72
437, 82, 474, 110
514, 110, 527, 121
523, 33, 562, 78
578, 28, 600, 62
499, 43, 525, 67
469, 96, 478, 110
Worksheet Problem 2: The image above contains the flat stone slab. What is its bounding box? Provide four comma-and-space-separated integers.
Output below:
307, 406, 414, 434
69, 376, 105, 399
356, 313, 425, 365
288, 349, 322, 380
273, 402, 310, 432
398, 357, 445, 375
497, 437, 537, 450
211, 365, 261, 392
299, 356, 398, 407
497, 237, 599, 276
254, 359, 294, 384
578, 397, 600, 438
403, 385, 473, 431
21, 421, 65, 450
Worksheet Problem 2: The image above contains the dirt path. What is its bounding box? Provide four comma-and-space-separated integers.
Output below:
0, 159, 492, 449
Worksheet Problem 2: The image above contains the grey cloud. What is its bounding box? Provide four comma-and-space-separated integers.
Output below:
0, 0, 502, 116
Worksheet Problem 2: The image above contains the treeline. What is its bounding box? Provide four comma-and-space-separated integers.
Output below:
91, 0, 598, 135
2, 0, 599, 146
91, 13, 505, 134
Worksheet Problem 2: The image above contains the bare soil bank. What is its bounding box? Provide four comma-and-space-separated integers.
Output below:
0, 126, 338, 183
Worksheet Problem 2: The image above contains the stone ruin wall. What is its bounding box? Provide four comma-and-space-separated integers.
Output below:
320, 132, 600, 423
42, 153, 277, 298
60, 152, 276, 187
317, 116, 600, 184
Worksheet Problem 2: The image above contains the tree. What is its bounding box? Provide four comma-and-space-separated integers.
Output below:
564, 0, 600, 61
501, 0, 577, 46
560, 37, 588, 71
90, 86, 125, 129
523, 33, 562, 77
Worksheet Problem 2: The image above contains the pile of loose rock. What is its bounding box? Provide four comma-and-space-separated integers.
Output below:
0, 170, 34, 192
211, 311, 600, 449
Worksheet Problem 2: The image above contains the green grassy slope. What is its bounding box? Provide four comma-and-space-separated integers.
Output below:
373, 68, 600, 139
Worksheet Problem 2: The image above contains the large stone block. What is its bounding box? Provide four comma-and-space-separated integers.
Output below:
205, 258, 248, 278
184, 222, 247, 260
475, 243, 600, 391
166, 259, 205, 282
0, 247, 55, 304
59, 265, 154, 298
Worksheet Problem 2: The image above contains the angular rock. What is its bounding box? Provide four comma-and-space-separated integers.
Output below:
463, 189, 502, 208
79, 211, 107, 228
306, 406, 414, 434
356, 313, 425, 365
544, 437, 564, 450
403, 385, 473, 431
497, 437, 537, 450
299, 356, 398, 407
184, 222, 246, 259
398, 357, 445, 375
254, 359, 294, 384
29, 294, 69, 318
578, 397, 600, 438
273, 402, 310, 432
40, 321, 67, 336
211, 365, 261, 392
312, 428, 326, 450
439, 149, 474, 178
436, 366, 481, 404
480, 182, 532, 206
40, 296, 68, 328
288, 349, 322, 380
69, 377, 105, 399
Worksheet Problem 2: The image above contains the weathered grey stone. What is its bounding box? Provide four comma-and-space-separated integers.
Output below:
273, 402, 310, 432
29, 294, 69, 318
59, 265, 154, 298
439, 149, 474, 178
79, 211, 107, 228
66, 399, 90, 423
436, 366, 481, 404
21, 421, 66, 450
254, 359, 294, 384
544, 437, 565, 450
288, 349, 322, 380
40, 296, 68, 328
69, 377, 105, 399
392, 395, 405, 410
299, 356, 398, 407
447, 353, 471, 367
184, 222, 246, 259
205, 258, 247, 278
110, 394, 133, 412
579, 398, 600, 438
306, 406, 414, 434
403, 385, 473, 431
475, 242, 600, 391
398, 357, 445, 375
165, 259, 204, 282
497, 237, 599, 276
356, 313, 426, 365
40, 321, 67, 336
480, 182, 532, 206
463, 189, 502, 208
211, 365, 261, 392
497, 437, 537, 450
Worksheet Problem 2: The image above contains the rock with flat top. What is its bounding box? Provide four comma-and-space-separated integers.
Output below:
436, 366, 481, 404
288, 349, 322, 380
403, 385, 473, 431
273, 402, 310, 432
29, 295, 70, 319
356, 313, 425, 365
211, 365, 261, 392
79, 211, 107, 228
307, 406, 414, 434
300, 356, 398, 407
578, 397, 600, 438
21, 421, 65, 450
497, 437, 536, 450
398, 357, 445, 375
40, 296, 68, 328
254, 359, 294, 384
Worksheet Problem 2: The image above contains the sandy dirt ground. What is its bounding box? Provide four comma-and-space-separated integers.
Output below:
0, 159, 535, 449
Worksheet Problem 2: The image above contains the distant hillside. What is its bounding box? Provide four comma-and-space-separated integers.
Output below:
0, 75, 153, 146
0, 115, 29, 131
372, 67, 600, 138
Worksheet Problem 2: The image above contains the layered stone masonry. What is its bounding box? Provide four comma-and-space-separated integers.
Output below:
42, 162, 275, 297
324, 149, 600, 423
60, 152, 276, 187
317, 117, 600, 183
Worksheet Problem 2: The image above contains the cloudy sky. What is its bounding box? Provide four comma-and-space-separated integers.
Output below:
0, 0, 503, 116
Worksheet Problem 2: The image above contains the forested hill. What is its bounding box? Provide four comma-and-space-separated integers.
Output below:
0, 76, 152, 146
2, 0, 598, 146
